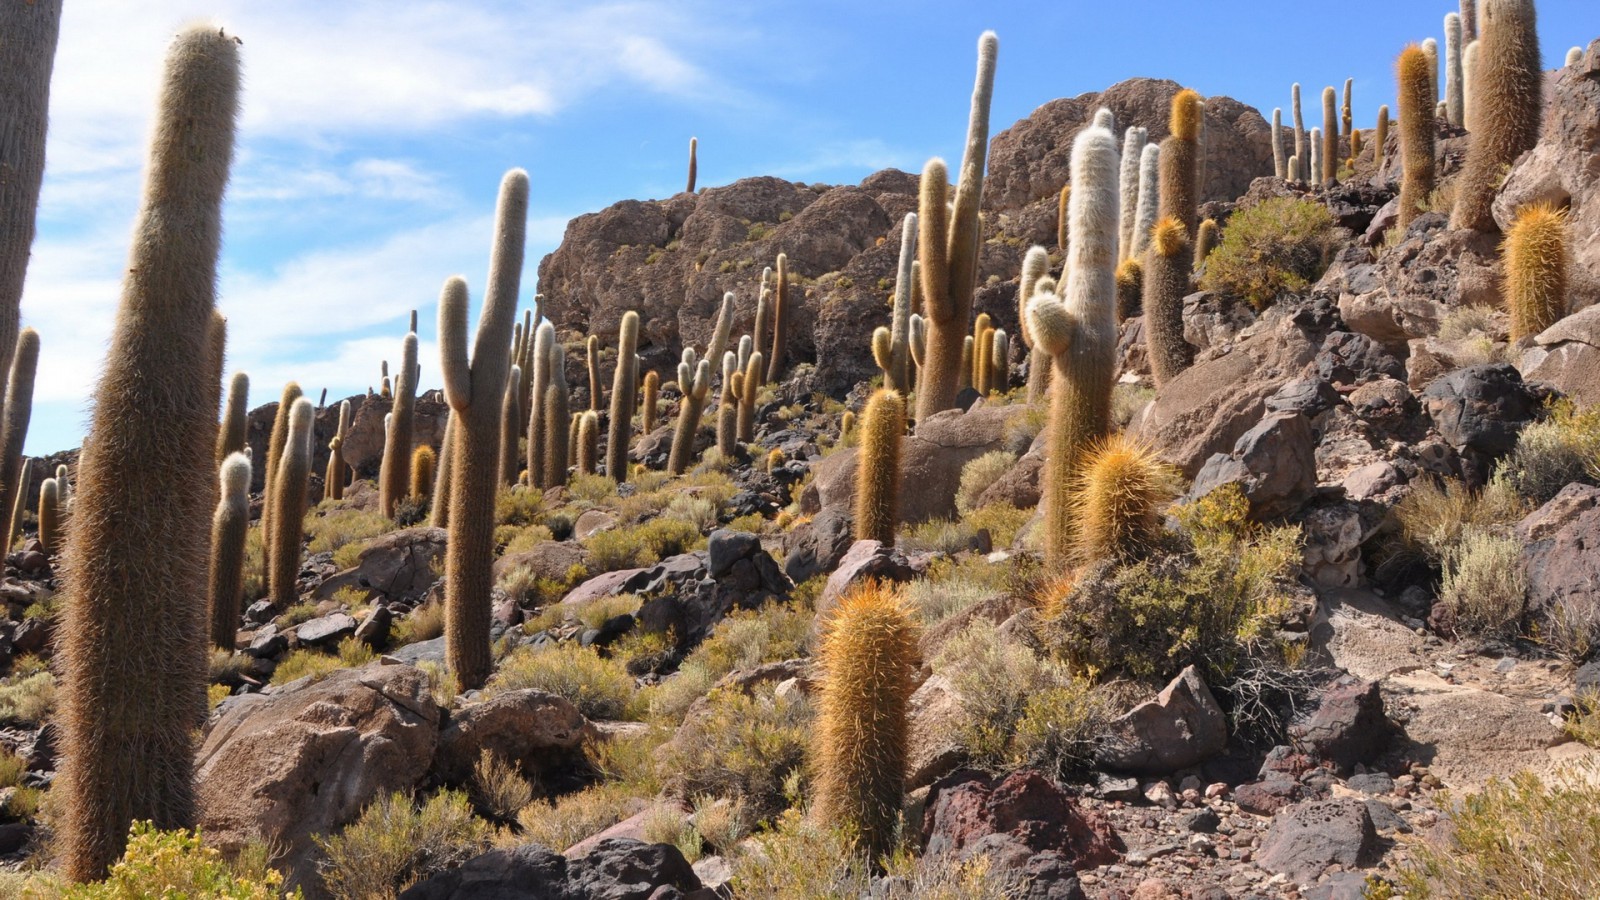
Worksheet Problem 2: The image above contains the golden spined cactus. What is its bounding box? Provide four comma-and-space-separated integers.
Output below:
1069, 434, 1178, 563
687, 136, 698, 194
1349, 129, 1364, 167
736, 351, 763, 443
1342, 78, 1354, 139
4, 457, 31, 549
1160, 89, 1203, 238
1132, 143, 1161, 256
430, 412, 455, 529
1115, 258, 1143, 322
973, 325, 993, 394
914, 32, 998, 422
1375, 106, 1391, 171
1452, 0, 1542, 233
1028, 122, 1120, 568
577, 409, 599, 475
813, 580, 919, 862
1057, 184, 1071, 252
1118, 127, 1147, 258
54, 30, 242, 876
38, 476, 58, 555
767, 253, 789, 383
439, 169, 529, 691
1291, 83, 1306, 181
543, 344, 571, 487
840, 410, 856, 442
325, 399, 351, 502
410, 445, 435, 501
1144, 217, 1194, 386
261, 381, 302, 539
380, 359, 391, 401
641, 369, 660, 435
1019, 245, 1052, 403
854, 388, 905, 545
1397, 45, 1438, 230
766, 447, 785, 475
267, 398, 313, 610
0, 328, 39, 537
207, 452, 251, 652
586, 334, 601, 412
607, 311, 641, 482
1193, 218, 1219, 272
708, 291, 735, 371
717, 351, 739, 457
1321, 86, 1338, 186
1271, 108, 1286, 180
526, 321, 553, 488
668, 353, 712, 475
1503, 203, 1568, 342
1445, 13, 1466, 127
989, 329, 1009, 394
497, 365, 523, 486
883, 213, 917, 394
215, 371, 249, 464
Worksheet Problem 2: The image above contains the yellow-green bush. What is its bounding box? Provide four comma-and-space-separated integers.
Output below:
1498, 399, 1600, 506
316, 790, 491, 900
0, 667, 55, 726
1393, 475, 1525, 566
1200, 197, 1339, 309
488, 642, 638, 720
391, 602, 445, 648
494, 486, 544, 526
306, 506, 396, 567
657, 683, 809, 821
470, 750, 534, 821
1437, 528, 1527, 638
644, 601, 811, 725
269, 638, 375, 687
47, 822, 299, 899
512, 783, 639, 855
580, 517, 705, 574
955, 452, 1016, 516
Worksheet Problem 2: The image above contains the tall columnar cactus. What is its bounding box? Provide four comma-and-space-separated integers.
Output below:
4, 457, 30, 549
973, 325, 992, 394
267, 398, 312, 610
1027, 119, 1120, 568
1422, 38, 1440, 103
607, 311, 640, 482
261, 381, 302, 539
717, 351, 739, 457
880, 214, 917, 394
958, 336, 974, 393
586, 334, 601, 412
1397, 45, 1438, 230
914, 31, 998, 422
1118, 127, 1147, 258
1057, 185, 1070, 252
1309, 129, 1324, 193
1019, 245, 1051, 403
576, 409, 599, 475
381, 331, 419, 516
736, 351, 763, 443
206, 452, 250, 651
1159, 89, 1202, 239
518, 309, 535, 425
1194, 219, 1219, 271
38, 477, 59, 555
1375, 106, 1391, 170
411, 445, 436, 500
813, 580, 918, 862
1445, 13, 1466, 127
767, 253, 789, 383
989, 329, 1009, 393
440, 169, 528, 691
1115, 258, 1143, 322
1342, 79, 1354, 140
668, 353, 712, 475
497, 365, 523, 486
1503, 203, 1568, 342
1132, 143, 1161, 255
687, 136, 698, 194
430, 412, 455, 529
543, 344, 570, 487
215, 371, 249, 464
908, 314, 926, 377
1145, 217, 1194, 386
56, 27, 240, 881
707, 291, 735, 370
1452, 0, 1542, 233
1463, 41, 1479, 132
854, 388, 905, 545
0, 328, 40, 537
1069, 434, 1176, 562
753, 280, 771, 378
55, 463, 69, 505
1321, 86, 1338, 186
1271, 109, 1286, 180
526, 321, 553, 488
1350, 129, 1364, 166
325, 399, 351, 501
1291, 83, 1306, 182
1462, 0, 1478, 40
641, 369, 659, 435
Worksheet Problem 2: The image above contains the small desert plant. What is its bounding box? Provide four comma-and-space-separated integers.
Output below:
1498, 399, 1600, 505
49, 822, 298, 899
1436, 528, 1527, 638
0, 668, 55, 726
658, 682, 810, 822
306, 507, 396, 559
470, 749, 535, 821
513, 783, 639, 854
269, 638, 375, 687
391, 603, 445, 647
955, 451, 1016, 516
690, 794, 751, 854
316, 790, 491, 900
1391, 475, 1525, 566
1438, 305, 1498, 341
1200, 197, 1338, 309
488, 643, 637, 720
1564, 691, 1600, 748
580, 517, 705, 574
644, 601, 811, 724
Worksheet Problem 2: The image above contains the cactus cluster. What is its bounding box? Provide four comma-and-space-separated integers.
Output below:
1451, 0, 1541, 233
668, 349, 711, 475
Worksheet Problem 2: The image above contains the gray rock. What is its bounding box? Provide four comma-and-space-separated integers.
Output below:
781, 507, 854, 584
815, 540, 917, 627
1190, 411, 1316, 521
295, 613, 358, 647
1421, 364, 1543, 485
1257, 799, 1380, 884
399, 838, 702, 900
431, 690, 596, 786
1098, 666, 1228, 775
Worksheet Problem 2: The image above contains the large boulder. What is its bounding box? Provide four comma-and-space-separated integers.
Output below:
430, 689, 596, 786
399, 838, 703, 900
1097, 666, 1228, 776
922, 769, 1122, 871
1521, 496, 1600, 660
314, 527, 449, 606
197, 663, 440, 889
1420, 364, 1545, 484
1522, 304, 1600, 406
1256, 799, 1381, 885
1189, 411, 1317, 521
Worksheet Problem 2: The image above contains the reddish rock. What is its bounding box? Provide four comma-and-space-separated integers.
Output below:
922, 769, 1123, 870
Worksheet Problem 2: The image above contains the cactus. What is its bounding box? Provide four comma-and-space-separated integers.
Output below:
53, 29, 242, 879
267, 398, 313, 610
753, 284, 770, 379
439, 169, 528, 691
1069, 434, 1176, 562
668, 353, 712, 475
854, 388, 905, 545
767, 253, 789, 382
1160, 89, 1202, 238
1321, 86, 1338, 186
1145, 217, 1194, 385
1503, 203, 1568, 342
908, 313, 926, 375
568, 411, 581, 471
206, 452, 250, 651
410, 445, 436, 500
1350, 129, 1364, 166
707, 291, 735, 370
1057, 184, 1070, 252
1309, 128, 1323, 193
1019, 246, 1051, 402
430, 412, 455, 529
1132, 143, 1161, 256
55, 463, 69, 505
990, 329, 1009, 393
1291, 83, 1306, 182
914, 32, 997, 422
325, 399, 351, 502
1462, 0, 1478, 40
840, 410, 856, 442
881, 213, 917, 394
215, 371, 249, 464
1194, 218, 1219, 271
1118, 127, 1147, 258
1397, 45, 1438, 230
1027, 120, 1120, 567
958, 335, 974, 392
543, 344, 571, 487
1452, 0, 1542, 233
717, 351, 738, 457
518, 309, 535, 425
0, 328, 39, 537
607, 311, 641, 482
381, 331, 419, 516
737, 332, 753, 373
1342, 78, 1354, 140
38, 477, 59, 555
765, 447, 785, 474
1115, 258, 1143, 322
1445, 13, 1465, 127
497, 364, 523, 486
586, 334, 601, 411
687, 136, 698, 194
736, 351, 763, 443
973, 325, 993, 394
1422, 38, 1440, 103
1287, 155, 1300, 184
577, 409, 599, 475
261, 381, 302, 540
641, 369, 660, 435
813, 580, 918, 861
1375, 106, 1391, 170
1567, 46, 1583, 67
5, 458, 30, 549
526, 321, 553, 488
1271, 108, 1286, 180
1463, 41, 1479, 132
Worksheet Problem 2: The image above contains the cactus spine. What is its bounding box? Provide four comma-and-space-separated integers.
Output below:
325, 399, 350, 501
526, 321, 553, 488
1397, 45, 1438, 230
543, 344, 570, 487
641, 369, 659, 435
56, 26, 239, 880
38, 477, 58, 555
1145, 217, 1194, 386
1132, 143, 1161, 256
668, 354, 711, 475
687, 136, 698, 194
1070, 435, 1175, 563
767, 253, 789, 383
607, 311, 640, 481
439, 170, 528, 691
1291, 83, 1306, 182
1027, 119, 1120, 568
1160, 89, 1202, 238
914, 31, 997, 422
854, 388, 905, 545
497, 365, 523, 485
207, 452, 250, 651
1118, 127, 1147, 258
1451, 0, 1542, 233
215, 371, 249, 464
1321, 87, 1338, 186
0, 328, 39, 537
586, 334, 601, 411
1271, 109, 1286, 180
813, 581, 918, 861
267, 398, 312, 610
1503, 203, 1568, 342
1020, 246, 1051, 403
1445, 13, 1466, 127
411, 445, 436, 500
576, 409, 598, 475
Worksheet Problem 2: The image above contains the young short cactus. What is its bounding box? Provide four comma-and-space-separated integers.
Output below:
736, 351, 763, 443
1027, 119, 1120, 567
1069, 434, 1177, 563
543, 344, 570, 487
1321, 86, 1338, 186
1118, 127, 1147, 257
1397, 45, 1438, 230
497, 364, 523, 486
767, 253, 789, 383
641, 369, 660, 435
38, 476, 59, 555
325, 399, 350, 502
1451, 0, 1542, 233
840, 410, 856, 442
668, 353, 711, 475
989, 329, 1009, 393
410, 445, 436, 501
267, 398, 313, 610
854, 388, 905, 545
207, 452, 251, 651
914, 32, 998, 422
717, 351, 739, 457
1115, 258, 1143, 322
1445, 13, 1465, 127
439, 170, 528, 691
54, 28, 242, 879
958, 336, 975, 392
1567, 46, 1583, 67
577, 409, 599, 475
1160, 89, 1203, 238
0, 328, 39, 536
1503, 203, 1568, 342
215, 371, 249, 464
973, 325, 993, 394
1194, 218, 1219, 272
606, 311, 641, 482
813, 580, 919, 861
765, 448, 785, 475
1144, 217, 1194, 386
1132, 143, 1161, 255
1375, 106, 1391, 170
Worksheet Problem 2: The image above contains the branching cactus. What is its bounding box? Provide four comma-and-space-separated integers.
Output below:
736, 351, 763, 443
767, 253, 789, 383
207, 452, 250, 651
56, 27, 241, 880
526, 321, 553, 488
854, 388, 905, 545
1160, 89, 1202, 238
440, 169, 528, 691
1503, 203, 1568, 341
1027, 120, 1120, 568
914, 31, 998, 422
1397, 45, 1437, 230
813, 580, 919, 862
543, 344, 570, 487
1145, 217, 1194, 385
1451, 0, 1542, 233
606, 311, 640, 482
267, 398, 313, 610
1019, 245, 1051, 403
668, 353, 711, 475
0, 328, 40, 535
215, 371, 248, 464
325, 399, 351, 502
880, 213, 917, 394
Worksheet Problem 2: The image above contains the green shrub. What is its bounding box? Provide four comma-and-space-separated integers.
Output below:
1498, 400, 1600, 506
1200, 197, 1339, 309
270, 638, 375, 687
566, 474, 618, 505
643, 601, 811, 725
49, 822, 299, 899
513, 783, 639, 855
391, 602, 445, 648
316, 790, 491, 900
1437, 528, 1527, 638
1393, 475, 1525, 566
488, 642, 637, 720
494, 486, 544, 526
581, 517, 705, 574
657, 683, 809, 821
956, 452, 1016, 516
306, 506, 396, 561
0, 665, 55, 726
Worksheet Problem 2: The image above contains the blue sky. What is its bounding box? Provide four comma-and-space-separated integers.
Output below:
21, 0, 1594, 455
